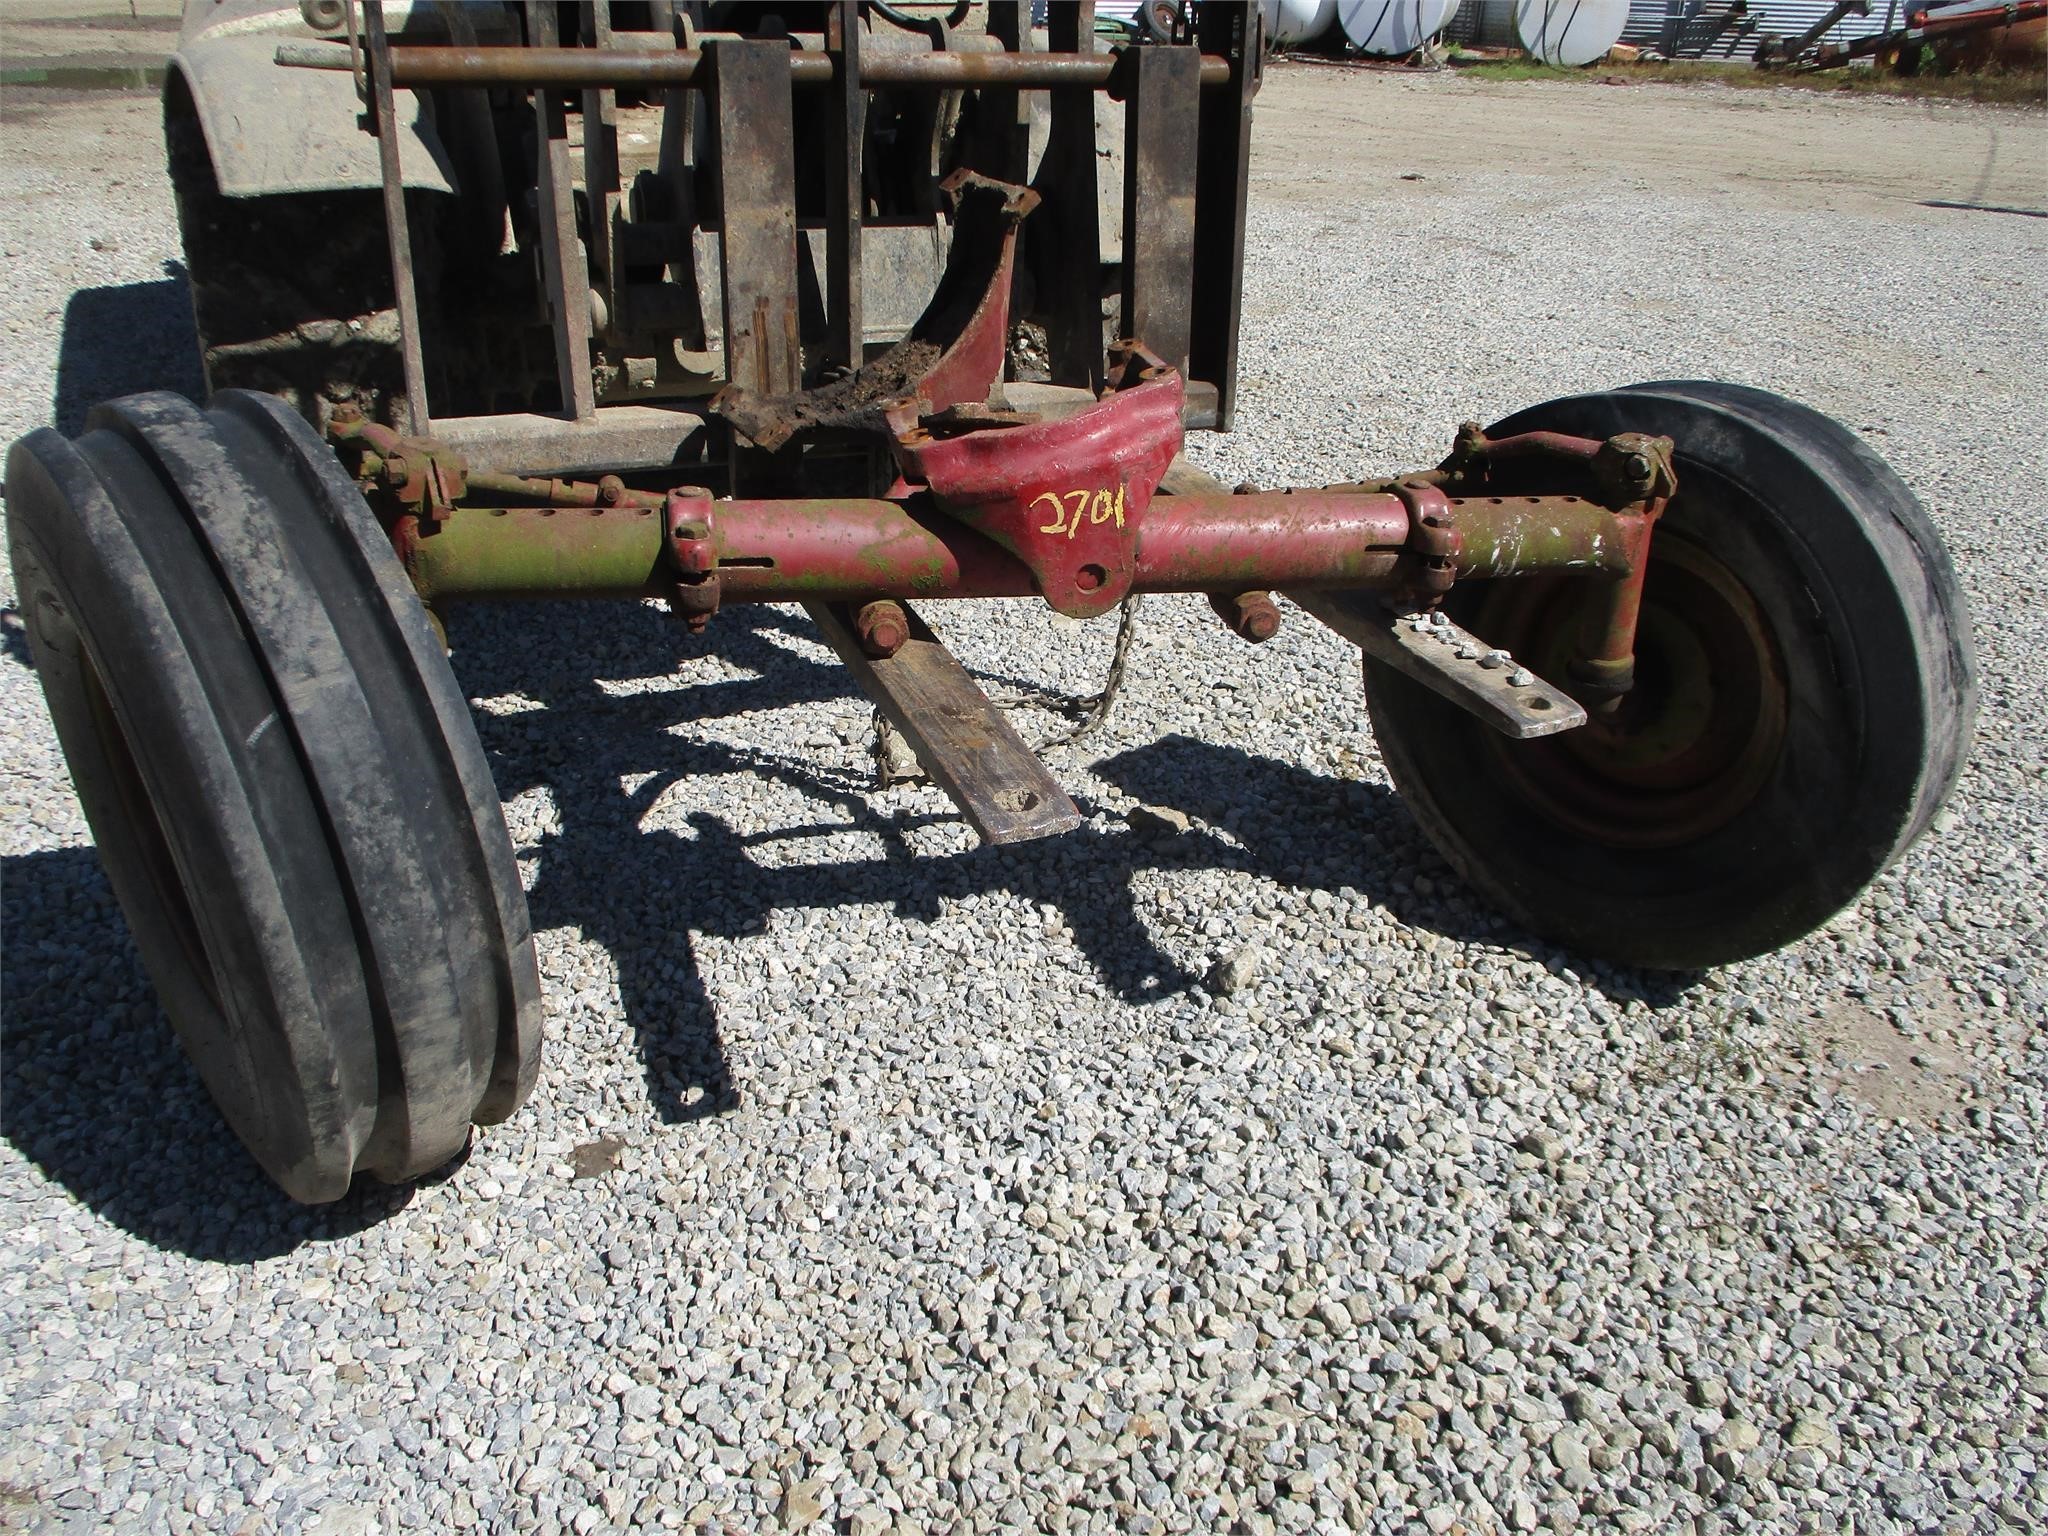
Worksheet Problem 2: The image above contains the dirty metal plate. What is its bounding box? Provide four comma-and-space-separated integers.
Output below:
1289, 590, 1587, 740
804, 602, 1083, 846
708, 38, 802, 398
1120, 45, 1201, 380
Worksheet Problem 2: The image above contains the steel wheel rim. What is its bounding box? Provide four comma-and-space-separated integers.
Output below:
1476, 526, 1791, 851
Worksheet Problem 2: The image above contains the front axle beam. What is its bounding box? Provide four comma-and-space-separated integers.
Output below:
395, 489, 1641, 606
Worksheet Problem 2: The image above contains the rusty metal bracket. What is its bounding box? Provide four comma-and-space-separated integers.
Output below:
1294, 592, 1588, 740
1591, 432, 1678, 509
663, 488, 719, 631
328, 405, 468, 521
714, 171, 1039, 451
887, 361, 1184, 620
1435, 421, 1677, 709
1447, 423, 1677, 513
1209, 590, 1281, 643
1393, 477, 1461, 606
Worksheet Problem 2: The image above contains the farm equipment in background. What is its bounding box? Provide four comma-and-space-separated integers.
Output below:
1753, 0, 1869, 63
1825, 0, 2046, 70
5, 1, 1975, 1200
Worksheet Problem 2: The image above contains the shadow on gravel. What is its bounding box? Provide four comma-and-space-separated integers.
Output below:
1098, 736, 1702, 1011
6, 598, 1695, 1250
52, 262, 205, 434
450, 599, 1699, 1136
1, 846, 398, 1261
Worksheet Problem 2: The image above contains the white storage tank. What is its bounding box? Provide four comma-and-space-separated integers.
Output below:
1339, 0, 1466, 53
1514, 0, 1631, 61
1260, 0, 1341, 45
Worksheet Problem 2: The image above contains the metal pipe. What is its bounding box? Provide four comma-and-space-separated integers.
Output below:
400, 491, 1636, 605
1464, 430, 1603, 464
1453, 495, 1639, 579
275, 43, 1232, 89
363, 1, 429, 433
1134, 492, 1409, 590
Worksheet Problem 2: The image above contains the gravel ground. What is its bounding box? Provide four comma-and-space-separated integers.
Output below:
3, 66, 2046, 1536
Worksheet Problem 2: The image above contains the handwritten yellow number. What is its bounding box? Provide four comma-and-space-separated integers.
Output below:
1033, 485, 1126, 536
1090, 485, 1127, 528
1062, 490, 1090, 540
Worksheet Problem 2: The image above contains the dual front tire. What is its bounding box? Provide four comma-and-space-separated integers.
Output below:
7, 392, 540, 1202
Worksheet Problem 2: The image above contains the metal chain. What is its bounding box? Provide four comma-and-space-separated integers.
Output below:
870, 594, 1146, 787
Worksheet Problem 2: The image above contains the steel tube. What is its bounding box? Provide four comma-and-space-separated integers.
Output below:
1134, 492, 1409, 590
280, 44, 1231, 90
400, 491, 1636, 604
1467, 430, 1604, 464
404, 506, 668, 601
1453, 494, 1639, 578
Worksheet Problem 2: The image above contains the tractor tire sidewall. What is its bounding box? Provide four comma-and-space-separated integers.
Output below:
7, 428, 377, 1203
5, 392, 544, 1202
212, 390, 544, 1122
1366, 385, 1975, 970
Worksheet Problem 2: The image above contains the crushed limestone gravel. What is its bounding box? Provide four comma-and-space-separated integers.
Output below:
2, 74, 2044, 1536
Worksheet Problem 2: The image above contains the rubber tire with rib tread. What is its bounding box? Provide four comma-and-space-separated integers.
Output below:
5, 389, 541, 1202
1363, 381, 1976, 971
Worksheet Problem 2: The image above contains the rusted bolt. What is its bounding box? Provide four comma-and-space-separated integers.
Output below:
855, 600, 910, 659
596, 474, 625, 507
1210, 591, 1282, 645
381, 456, 409, 488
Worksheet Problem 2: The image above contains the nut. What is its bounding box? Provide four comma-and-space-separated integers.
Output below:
855, 601, 910, 659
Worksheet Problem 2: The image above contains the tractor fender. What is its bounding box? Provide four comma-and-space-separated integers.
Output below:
167, 31, 457, 199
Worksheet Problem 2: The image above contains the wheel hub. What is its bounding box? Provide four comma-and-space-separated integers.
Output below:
1481, 531, 1790, 850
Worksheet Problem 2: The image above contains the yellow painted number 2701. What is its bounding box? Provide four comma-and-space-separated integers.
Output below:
1032, 485, 1127, 539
